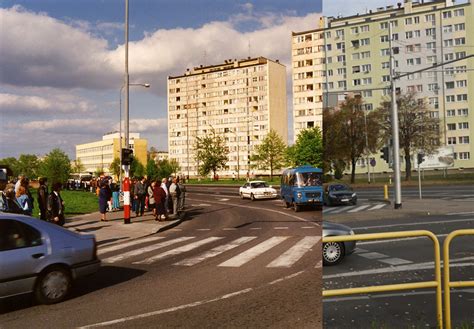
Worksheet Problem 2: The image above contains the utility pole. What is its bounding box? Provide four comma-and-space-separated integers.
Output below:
389, 22, 402, 209
123, 0, 131, 223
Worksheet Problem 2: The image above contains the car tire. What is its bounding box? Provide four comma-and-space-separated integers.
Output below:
322, 241, 345, 266
293, 202, 300, 212
240, 192, 245, 199
34, 266, 71, 304
250, 194, 255, 201
285, 201, 291, 208
351, 200, 357, 206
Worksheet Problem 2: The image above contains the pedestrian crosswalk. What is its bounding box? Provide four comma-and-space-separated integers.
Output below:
323, 203, 387, 215
100, 235, 321, 269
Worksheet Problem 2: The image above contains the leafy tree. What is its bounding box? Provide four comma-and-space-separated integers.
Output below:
109, 157, 121, 179
130, 156, 145, 178
95, 168, 104, 177
377, 92, 440, 180
251, 129, 286, 180
286, 127, 323, 169
146, 159, 159, 181
194, 129, 228, 177
169, 158, 181, 175
324, 96, 381, 183
0, 157, 20, 177
72, 159, 85, 174
148, 146, 158, 161
38, 148, 71, 185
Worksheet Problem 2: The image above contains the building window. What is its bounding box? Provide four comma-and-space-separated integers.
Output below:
425, 14, 435, 22
458, 122, 469, 130
360, 25, 369, 32
360, 38, 370, 46
447, 110, 456, 117
454, 9, 464, 16
458, 152, 470, 160
447, 123, 456, 131
445, 82, 455, 89
446, 95, 455, 102
353, 79, 361, 86
447, 137, 456, 145
459, 136, 470, 144
380, 22, 389, 29
382, 75, 390, 82
362, 64, 371, 73
382, 62, 390, 69
457, 108, 468, 116
381, 49, 390, 56
380, 35, 389, 42
457, 94, 468, 102
443, 11, 452, 19
454, 23, 465, 31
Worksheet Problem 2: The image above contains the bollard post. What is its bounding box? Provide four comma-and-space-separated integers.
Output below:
384, 184, 389, 200
123, 176, 131, 224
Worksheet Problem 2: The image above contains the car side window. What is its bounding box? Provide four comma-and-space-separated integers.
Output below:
0, 220, 43, 251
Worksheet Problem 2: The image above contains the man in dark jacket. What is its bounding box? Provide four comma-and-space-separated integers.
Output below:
133, 177, 146, 217
37, 177, 48, 220
48, 182, 65, 226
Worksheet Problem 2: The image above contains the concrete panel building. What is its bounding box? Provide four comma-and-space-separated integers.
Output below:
292, 0, 473, 173
168, 57, 287, 177
76, 132, 148, 175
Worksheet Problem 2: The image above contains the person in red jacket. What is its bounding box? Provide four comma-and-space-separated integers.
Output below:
153, 179, 168, 221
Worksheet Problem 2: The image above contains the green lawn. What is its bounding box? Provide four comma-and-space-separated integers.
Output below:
30, 189, 99, 218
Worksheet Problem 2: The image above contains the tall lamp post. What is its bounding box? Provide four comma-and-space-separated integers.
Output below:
119, 83, 150, 184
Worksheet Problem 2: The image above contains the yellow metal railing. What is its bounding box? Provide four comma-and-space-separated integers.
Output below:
323, 230, 443, 328
442, 229, 474, 329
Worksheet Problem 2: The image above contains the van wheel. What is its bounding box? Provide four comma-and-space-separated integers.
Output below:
293, 203, 300, 212
285, 201, 291, 208
35, 266, 71, 304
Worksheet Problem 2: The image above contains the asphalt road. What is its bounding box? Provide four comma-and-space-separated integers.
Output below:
323, 212, 474, 328
0, 193, 323, 328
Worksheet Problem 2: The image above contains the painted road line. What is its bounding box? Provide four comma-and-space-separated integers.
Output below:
174, 237, 257, 266
347, 205, 371, 213
218, 198, 230, 201
102, 237, 195, 264
133, 237, 224, 265
218, 236, 289, 267
98, 236, 165, 255
222, 228, 237, 231
354, 218, 474, 230
379, 257, 413, 266
328, 206, 356, 214
267, 236, 321, 268
274, 227, 289, 230
250, 227, 262, 230
357, 252, 389, 260
447, 211, 474, 216
197, 229, 211, 231
322, 208, 337, 214
301, 226, 317, 229
368, 203, 386, 211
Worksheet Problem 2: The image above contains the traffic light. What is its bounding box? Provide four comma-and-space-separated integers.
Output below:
417, 153, 425, 165
380, 147, 390, 163
121, 148, 133, 166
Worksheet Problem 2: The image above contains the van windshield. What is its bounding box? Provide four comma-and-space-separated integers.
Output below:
296, 172, 322, 187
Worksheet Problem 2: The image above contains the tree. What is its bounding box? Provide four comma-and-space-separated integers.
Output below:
169, 158, 181, 175
377, 92, 440, 180
251, 129, 286, 180
0, 157, 20, 177
72, 159, 85, 174
194, 129, 228, 177
324, 96, 381, 183
38, 148, 71, 185
148, 146, 158, 161
157, 159, 173, 179
286, 127, 323, 169
109, 157, 121, 179
146, 159, 159, 181
130, 156, 145, 178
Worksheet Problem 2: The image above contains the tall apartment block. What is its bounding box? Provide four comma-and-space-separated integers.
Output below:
293, 0, 473, 171
168, 57, 287, 177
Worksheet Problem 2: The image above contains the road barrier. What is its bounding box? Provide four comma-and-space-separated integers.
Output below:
442, 229, 474, 329
322, 230, 443, 328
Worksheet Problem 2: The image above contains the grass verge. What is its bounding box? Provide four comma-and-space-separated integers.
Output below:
30, 189, 98, 218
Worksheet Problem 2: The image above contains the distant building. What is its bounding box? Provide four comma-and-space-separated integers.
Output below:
168, 56, 288, 177
153, 151, 169, 162
292, 0, 473, 171
76, 132, 148, 175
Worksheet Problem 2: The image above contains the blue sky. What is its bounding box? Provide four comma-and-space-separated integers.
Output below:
0, 0, 323, 159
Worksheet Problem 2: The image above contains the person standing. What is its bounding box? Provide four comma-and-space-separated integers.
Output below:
134, 177, 146, 217
98, 180, 112, 222
48, 182, 65, 226
147, 180, 156, 218
169, 177, 181, 216
16, 186, 33, 216
153, 179, 167, 221
177, 177, 186, 212
37, 177, 48, 220
4, 185, 25, 214
112, 181, 120, 211
160, 178, 169, 215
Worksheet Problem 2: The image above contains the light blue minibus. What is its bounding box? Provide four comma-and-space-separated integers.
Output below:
280, 165, 323, 212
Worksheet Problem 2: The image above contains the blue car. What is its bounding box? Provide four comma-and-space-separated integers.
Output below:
280, 165, 323, 212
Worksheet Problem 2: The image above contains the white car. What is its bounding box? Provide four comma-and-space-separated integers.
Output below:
239, 181, 278, 201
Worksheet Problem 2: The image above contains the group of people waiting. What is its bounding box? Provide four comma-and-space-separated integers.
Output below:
0, 175, 65, 226
97, 176, 186, 222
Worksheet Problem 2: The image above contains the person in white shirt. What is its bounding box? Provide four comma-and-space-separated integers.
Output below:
161, 178, 169, 214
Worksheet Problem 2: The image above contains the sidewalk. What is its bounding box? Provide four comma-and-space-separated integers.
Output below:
64, 209, 185, 246
330, 197, 474, 223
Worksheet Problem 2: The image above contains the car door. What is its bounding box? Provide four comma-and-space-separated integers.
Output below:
0, 219, 48, 297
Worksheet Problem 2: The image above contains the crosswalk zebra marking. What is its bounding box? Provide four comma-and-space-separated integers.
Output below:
274, 227, 288, 230
250, 227, 262, 230
348, 205, 371, 213
197, 229, 211, 231
368, 203, 386, 211
98, 236, 165, 255
102, 237, 195, 264
327, 206, 356, 214
174, 237, 258, 266
133, 237, 224, 265
223, 228, 237, 231
301, 226, 317, 229
267, 236, 320, 268
218, 236, 289, 267
379, 258, 413, 266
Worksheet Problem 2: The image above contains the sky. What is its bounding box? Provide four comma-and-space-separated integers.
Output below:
0, 0, 405, 160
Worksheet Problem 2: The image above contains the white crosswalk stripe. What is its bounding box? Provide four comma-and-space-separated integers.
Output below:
174, 237, 257, 266
102, 237, 195, 264
218, 236, 289, 267
267, 236, 321, 268
133, 237, 224, 265
324, 203, 387, 214
368, 203, 386, 211
347, 205, 371, 213
98, 236, 165, 255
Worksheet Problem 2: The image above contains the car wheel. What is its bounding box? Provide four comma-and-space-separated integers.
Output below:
250, 193, 255, 201
322, 241, 345, 266
285, 201, 291, 208
35, 266, 71, 304
351, 200, 357, 206
240, 192, 245, 199
293, 202, 300, 212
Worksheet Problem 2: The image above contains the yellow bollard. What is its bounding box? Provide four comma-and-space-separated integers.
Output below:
384, 184, 389, 200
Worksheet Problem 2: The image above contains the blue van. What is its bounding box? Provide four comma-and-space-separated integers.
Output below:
280, 165, 323, 212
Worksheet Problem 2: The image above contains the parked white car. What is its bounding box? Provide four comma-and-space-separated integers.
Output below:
0, 213, 100, 304
239, 181, 278, 201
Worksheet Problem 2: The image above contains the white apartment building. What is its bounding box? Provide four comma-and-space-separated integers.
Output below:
168, 57, 287, 177
293, 0, 474, 172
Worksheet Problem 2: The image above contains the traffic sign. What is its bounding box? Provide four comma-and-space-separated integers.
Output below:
370, 159, 376, 167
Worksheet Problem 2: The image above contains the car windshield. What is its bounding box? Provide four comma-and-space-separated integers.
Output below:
295, 172, 322, 187
329, 184, 350, 191
251, 182, 269, 189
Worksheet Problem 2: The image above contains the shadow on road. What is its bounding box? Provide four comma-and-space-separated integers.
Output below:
0, 266, 146, 314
